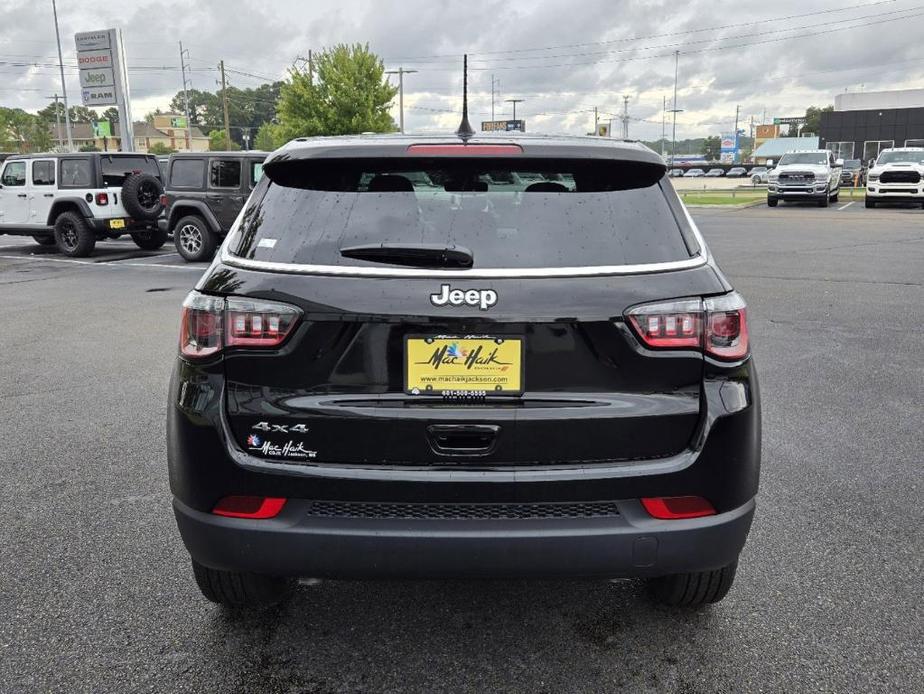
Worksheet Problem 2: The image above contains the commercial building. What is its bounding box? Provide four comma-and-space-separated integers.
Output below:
751, 136, 819, 165
819, 88, 924, 164
49, 113, 209, 153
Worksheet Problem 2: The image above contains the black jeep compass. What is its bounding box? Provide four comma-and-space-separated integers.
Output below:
167, 134, 760, 609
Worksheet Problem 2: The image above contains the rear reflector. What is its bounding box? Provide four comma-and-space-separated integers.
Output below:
641, 496, 716, 520
212, 496, 286, 519
406, 144, 523, 155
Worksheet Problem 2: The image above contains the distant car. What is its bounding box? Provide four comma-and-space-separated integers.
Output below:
749, 167, 770, 184
669, 168, 685, 177
865, 147, 924, 208
705, 168, 725, 177
839, 159, 865, 187
726, 167, 747, 178
683, 168, 705, 178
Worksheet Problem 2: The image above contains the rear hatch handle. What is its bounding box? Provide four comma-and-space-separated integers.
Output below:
427, 424, 500, 457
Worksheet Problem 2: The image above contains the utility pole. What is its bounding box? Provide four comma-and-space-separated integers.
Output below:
51, 0, 73, 151
179, 42, 193, 151
47, 94, 63, 150
594, 106, 599, 135
505, 98, 524, 122
490, 75, 500, 121
670, 50, 681, 165
661, 95, 667, 158
733, 104, 740, 163
219, 60, 231, 148
621, 95, 630, 139
386, 67, 418, 134
308, 50, 313, 85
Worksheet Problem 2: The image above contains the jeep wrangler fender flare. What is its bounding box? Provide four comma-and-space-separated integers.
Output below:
167, 201, 221, 234
47, 197, 93, 226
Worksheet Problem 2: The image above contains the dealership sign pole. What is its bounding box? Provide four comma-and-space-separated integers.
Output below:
75, 29, 134, 152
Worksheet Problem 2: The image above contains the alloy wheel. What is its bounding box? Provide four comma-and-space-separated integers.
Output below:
179, 224, 203, 255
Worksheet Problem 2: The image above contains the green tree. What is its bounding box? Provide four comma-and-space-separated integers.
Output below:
276, 43, 397, 139
702, 135, 722, 161
148, 142, 177, 155
803, 105, 833, 136
209, 130, 240, 151
100, 107, 120, 123
67, 105, 96, 123
144, 108, 165, 125
170, 89, 221, 129
78, 143, 100, 152
254, 121, 281, 150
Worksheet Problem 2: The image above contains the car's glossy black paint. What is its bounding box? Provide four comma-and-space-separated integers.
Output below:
167, 134, 761, 581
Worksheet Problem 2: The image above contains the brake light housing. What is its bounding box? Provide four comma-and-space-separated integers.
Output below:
641, 496, 716, 520
212, 496, 286, 519
625, 292, 749, 361
95, 192, 108, 206
179, 292, 301, 359
406, 144, 523, 155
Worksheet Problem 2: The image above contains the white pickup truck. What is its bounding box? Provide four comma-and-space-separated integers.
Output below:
865, 147, 924, 208
766, 149, 842, 207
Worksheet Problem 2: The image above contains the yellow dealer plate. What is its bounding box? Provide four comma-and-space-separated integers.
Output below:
109, 218, 126, 229
405, 336, 523, 395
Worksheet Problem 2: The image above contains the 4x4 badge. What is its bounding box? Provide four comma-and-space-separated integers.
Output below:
430, 284, 497, 311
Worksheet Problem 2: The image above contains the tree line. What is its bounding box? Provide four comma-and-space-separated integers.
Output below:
2, 44, 399, 154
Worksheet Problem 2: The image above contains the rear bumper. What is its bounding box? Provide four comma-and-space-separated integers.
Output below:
174, 496, 755, 579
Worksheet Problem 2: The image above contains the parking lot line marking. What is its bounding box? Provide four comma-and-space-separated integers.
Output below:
0, 254, 200, 271
838, 201, 855, 210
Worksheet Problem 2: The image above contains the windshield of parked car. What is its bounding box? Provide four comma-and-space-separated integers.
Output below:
876, 151, 924, 165
231, 158, 698, 269
843, 160, 861, 170
778, 153, 827, 166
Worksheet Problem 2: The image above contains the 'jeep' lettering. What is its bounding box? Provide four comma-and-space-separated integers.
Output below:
430, 284, 498, 311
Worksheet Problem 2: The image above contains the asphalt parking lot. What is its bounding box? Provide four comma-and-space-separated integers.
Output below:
1, 204, 922, 693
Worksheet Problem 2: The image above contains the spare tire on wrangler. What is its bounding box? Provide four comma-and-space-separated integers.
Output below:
121, 173, 164, 221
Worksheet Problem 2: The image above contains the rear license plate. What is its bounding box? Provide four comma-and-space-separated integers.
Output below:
109, 219, 125, 229
405, 336, 523, 395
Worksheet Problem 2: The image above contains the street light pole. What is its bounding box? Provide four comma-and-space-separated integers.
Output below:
51, 0, 73, 151
179, 42, 193, 151
386, 67, 418, 134
671, 50, 680, 165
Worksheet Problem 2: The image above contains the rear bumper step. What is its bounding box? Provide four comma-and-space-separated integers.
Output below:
174, 496, 755, 579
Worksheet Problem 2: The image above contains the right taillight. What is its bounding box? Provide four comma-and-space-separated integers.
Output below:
625, 292, 749, 361
179, 291, 301, 360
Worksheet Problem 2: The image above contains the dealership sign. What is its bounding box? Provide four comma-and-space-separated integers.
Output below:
773, 116, 806, 126
481, 119, 526, 132
74, 29, 134, 150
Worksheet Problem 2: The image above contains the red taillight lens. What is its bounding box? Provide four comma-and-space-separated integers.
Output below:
704, 294, 749, 361
225, 297, 300, 348
641, 496, 716, 519
95, 192, 108, 205
625, 293, 749, 361
179, 293, 224, 359
179, 292, 302, 359
212, 496, 286, 519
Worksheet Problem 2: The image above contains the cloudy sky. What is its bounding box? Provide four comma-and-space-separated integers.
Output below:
2, 0, 923, 140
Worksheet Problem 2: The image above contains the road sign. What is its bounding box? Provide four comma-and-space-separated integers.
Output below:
481, 119, 526, 132
75, 29, 134, 151
773, 116, 806, 126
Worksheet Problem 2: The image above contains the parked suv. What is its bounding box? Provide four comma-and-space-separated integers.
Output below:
839, 159, 865, 187
168, 134, 760, 609
0, 152, 165, 256
865, 147, 924, 208
766, 150, 842, 207
162, 151, 267, 261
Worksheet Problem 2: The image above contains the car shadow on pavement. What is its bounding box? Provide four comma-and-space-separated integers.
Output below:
194, 579, 726, 693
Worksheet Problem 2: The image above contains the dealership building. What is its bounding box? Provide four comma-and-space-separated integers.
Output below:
819, 88, 924, 163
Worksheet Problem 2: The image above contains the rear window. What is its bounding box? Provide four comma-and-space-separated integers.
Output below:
100, 155, 160, 186
170, 158, 205, 188
232, 158, 695, 269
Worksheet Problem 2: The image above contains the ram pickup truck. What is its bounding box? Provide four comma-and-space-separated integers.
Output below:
766, 150, 842, 207
865, 147, 924, 208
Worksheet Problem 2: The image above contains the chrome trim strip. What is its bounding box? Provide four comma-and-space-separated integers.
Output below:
218, 199, 711, 279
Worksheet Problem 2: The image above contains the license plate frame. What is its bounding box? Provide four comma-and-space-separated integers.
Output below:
404, 335, 524, 396
109, 218, 126, 230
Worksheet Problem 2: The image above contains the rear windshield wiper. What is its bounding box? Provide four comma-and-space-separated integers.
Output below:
340, 243, 474, 269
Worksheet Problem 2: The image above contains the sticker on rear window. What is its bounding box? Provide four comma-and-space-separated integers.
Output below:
257, 238, 277, 249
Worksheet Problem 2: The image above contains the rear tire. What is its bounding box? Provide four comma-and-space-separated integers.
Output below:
130, 226, 168, 250
32, 235, 56, 246
174, 215, 217, 262
766, 198, 778, 207
53, 211, 96, 257
191, 559, 293, 608
649, 560, 738, 608
831, 191, 839, 203
865, 198, 876, 209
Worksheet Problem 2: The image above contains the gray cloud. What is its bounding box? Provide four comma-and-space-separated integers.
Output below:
2, 0, 922, 140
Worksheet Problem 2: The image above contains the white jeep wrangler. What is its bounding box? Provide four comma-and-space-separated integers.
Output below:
865, 147, 924, 208
0, 152, 165, 257
766, 149, 842, 207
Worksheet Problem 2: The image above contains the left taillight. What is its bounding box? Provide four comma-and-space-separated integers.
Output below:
179, 291, 301, 360
625, 292, 749, 361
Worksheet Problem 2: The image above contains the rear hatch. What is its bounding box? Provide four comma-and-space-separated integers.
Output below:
213, 146, 724, 466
